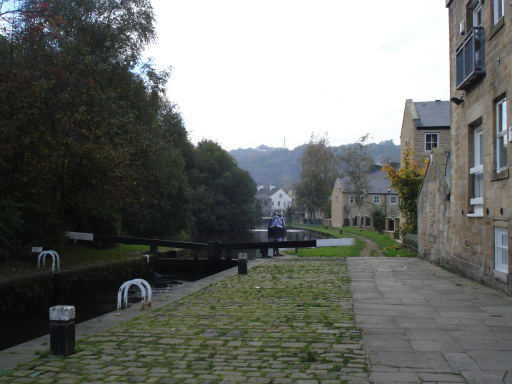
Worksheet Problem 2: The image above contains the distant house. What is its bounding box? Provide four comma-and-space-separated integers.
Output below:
270, 188, 293, 216
331, 167, 400, 231
400, 99, 451, 166
255, 187, 293, 216
255, 189, 273, 216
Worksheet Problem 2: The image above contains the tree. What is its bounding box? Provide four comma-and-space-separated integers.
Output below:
0, 0, 173, 251
190, 140, 261, 235
339, 134, 375, 212
294, 134, 340, 220
370, 208, 385, 234
121, 103, 194, 239
382, 149, 426, 235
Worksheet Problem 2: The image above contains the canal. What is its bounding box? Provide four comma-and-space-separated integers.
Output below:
1, 227, 324, 351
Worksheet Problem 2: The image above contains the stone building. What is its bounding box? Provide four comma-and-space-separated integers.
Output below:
331, 167, 400, 232
427, 0, 511, 294
255, 189, 273, 217
400, 99, 451, 166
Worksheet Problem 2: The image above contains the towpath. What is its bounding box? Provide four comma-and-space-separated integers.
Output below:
344, 233, 382, 257
349, 257, 512, 384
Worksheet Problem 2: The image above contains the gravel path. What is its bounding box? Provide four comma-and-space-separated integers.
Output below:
346, 233, 382, 257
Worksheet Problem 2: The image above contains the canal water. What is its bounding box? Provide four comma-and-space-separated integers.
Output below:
1, 227, 324, 351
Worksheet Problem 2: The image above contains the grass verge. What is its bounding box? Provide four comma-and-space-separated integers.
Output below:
292, 224, 416, 258
0, 243, 153, 276
341, 227, 415, 257
287, 224, 365, 257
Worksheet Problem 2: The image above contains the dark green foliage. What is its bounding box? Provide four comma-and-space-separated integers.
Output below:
0, 200, 25, 260
121, 104, 194, 238
370, 208, 385, 234
0, 1, 260, 256
191, 141, 261, 234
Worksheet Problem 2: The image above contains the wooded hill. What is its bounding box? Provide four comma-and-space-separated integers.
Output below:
230, 140, 400, 188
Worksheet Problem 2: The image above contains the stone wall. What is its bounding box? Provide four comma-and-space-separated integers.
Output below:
417, 149, 451, 265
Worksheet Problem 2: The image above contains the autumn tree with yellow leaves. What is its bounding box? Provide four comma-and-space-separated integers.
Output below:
382, 150, 426, 235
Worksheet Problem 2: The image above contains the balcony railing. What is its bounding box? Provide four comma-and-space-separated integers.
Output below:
456, 27, 485, 90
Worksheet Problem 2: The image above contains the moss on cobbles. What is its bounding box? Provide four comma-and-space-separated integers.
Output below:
0, 258, 370, 383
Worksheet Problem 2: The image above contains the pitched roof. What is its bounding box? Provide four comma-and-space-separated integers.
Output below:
337, 168, 396, 194
256, 190, 273, 199
413, 100, 450, 128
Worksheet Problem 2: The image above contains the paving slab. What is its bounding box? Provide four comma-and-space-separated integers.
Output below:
348, 257, 512, 384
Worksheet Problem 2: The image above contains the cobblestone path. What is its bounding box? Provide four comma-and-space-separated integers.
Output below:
1, 258, 369, 384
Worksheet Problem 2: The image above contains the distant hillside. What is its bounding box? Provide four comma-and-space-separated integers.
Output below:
230, 140, 400, 188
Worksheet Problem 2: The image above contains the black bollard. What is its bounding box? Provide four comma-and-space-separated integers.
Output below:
238, 253, 247, 275
50, 305, 75, 356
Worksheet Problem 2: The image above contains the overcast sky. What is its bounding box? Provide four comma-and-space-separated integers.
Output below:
144, 0, 449, 151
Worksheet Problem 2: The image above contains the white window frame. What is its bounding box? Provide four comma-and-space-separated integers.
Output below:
493, 0, 504, 25
424, 133, 439, 152
373, 195, 380, 204
470, 126, 484, 208
348, 195, 354, 205
473, 2, 482, 27
390, 196, 398, 205
496, 97, 508, 173
494, 227, 508, 273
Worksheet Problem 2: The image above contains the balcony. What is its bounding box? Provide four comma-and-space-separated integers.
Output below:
456, 27, 485, 90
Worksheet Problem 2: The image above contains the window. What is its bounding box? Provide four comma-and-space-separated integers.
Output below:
470, 125, 484, 213
466, 0, 482, 29
425, 133, 439, 151
348, 195, 354, 204
390, 196, 397, 204
494, 227, 508, 273
365, 217, 371, 226
473, 2, 482, 27
456, 26, 485, 90
493, 0, 504, 25
496, 97, 508, 172
373, 196, 380, 204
